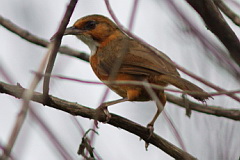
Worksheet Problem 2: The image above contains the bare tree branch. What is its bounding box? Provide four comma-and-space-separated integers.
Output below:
185, 0, 240, 66
1, 46, 50, 159
1, 1, 78, 158
128, 0, 139, 31
0, 15, 89, 62
1, 58, 78, 160
43, 0, 78, 102
166, 0, 240, 80
166, 93, 240, 120
0, 81, 197, 160
214, 0, 240, 27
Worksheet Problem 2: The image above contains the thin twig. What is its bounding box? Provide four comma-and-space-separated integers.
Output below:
29, 108, 74, 159
0, 15, 89, 62
175, 64, 240, 102
89, 88, 109, 142
70, 117, 102, 160
48, 73, 240, 97
162, 111, 187, 151
0, 63, 74, 159
166, 0, 240, 79
214, 0, 240, 27
143, 80, 187, 151
1, 48, 51, 159
166, 93, 240, 121
128, 0, 139, 31
43, 0, 78, 102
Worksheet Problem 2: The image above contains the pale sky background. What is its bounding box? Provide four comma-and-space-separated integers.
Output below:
0, 0, 240, 160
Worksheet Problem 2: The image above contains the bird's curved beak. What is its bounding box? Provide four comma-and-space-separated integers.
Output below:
51, 26, 83, 41
64, 26, 83, 36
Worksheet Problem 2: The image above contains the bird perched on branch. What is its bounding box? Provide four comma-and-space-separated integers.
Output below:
64, 14, 211, 133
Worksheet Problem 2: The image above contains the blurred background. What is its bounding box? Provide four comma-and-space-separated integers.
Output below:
0, 0, 240, 159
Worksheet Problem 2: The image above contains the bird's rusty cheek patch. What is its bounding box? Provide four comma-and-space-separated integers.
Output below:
88, 24, 113, 43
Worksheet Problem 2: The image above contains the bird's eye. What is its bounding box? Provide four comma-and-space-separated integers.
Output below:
83, 20, 97, 30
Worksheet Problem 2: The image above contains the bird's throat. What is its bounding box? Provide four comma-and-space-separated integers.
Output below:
76, 34, 99, 56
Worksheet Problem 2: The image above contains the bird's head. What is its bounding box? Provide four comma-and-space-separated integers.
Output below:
64, 15, 122, 52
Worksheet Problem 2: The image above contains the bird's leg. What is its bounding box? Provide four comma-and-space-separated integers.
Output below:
144, 91, 166, 149
147, 91, 166, 137
94, 98, 128, 126
94, 89, 140, 127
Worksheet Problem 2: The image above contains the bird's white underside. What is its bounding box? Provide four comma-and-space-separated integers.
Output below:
76, 34, 99, 56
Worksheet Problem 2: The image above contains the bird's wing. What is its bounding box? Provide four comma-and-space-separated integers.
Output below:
98, 38, 180, 77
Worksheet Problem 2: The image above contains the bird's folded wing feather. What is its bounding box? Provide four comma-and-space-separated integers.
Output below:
98, 38, 180, 77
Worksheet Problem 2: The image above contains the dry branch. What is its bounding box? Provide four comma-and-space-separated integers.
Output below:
0, 81, 197, 160
185, 0, 240, 66
214, 0, 240, 27
0, 15, 89, 62
43, 0, 78, 102
166, 93, 240, 120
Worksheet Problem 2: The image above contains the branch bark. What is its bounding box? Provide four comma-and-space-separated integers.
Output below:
0, 81, 196, 160
166, 93, 240, 120
214, 0, 240, 27
43, 0, 78, 102
185, 0, 240, 66
1, 81, 240, 158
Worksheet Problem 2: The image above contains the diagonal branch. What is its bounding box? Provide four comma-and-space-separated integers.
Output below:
166, 0, 240, 79
1, 49, 50, 159
42, 0, 78, 102
185, 0, 240, 66
214, 0, 240, 27
0, 81, 197, 160
0, 15, 89, 62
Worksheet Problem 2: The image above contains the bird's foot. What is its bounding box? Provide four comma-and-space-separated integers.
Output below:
145, 123, 154, 150
94, 105, 111, 128
147, 123, 154, 139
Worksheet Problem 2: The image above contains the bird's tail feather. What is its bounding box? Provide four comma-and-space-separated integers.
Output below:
159, 75, 211, 101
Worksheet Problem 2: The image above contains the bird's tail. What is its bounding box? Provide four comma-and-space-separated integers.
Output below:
159, 75, 211, 101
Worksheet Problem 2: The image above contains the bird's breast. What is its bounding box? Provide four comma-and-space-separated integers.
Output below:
90, 52, 105, 78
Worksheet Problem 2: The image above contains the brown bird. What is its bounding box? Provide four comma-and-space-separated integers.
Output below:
64, 14, 211, 132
